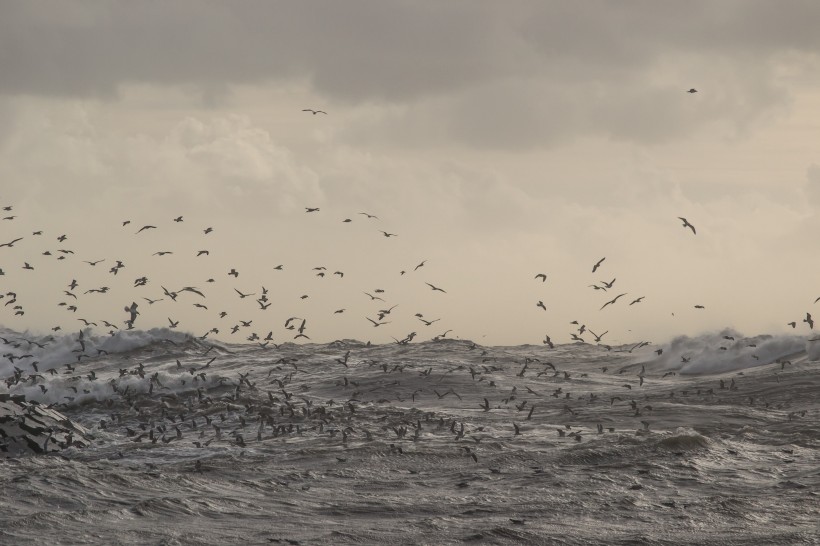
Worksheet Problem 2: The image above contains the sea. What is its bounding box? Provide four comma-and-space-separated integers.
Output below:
1, 327, 818, 545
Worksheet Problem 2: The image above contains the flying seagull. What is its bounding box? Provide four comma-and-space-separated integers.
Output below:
534, 273, 547, 282
302, 109, 327, 115
678, 217, 696, 234
592, 257, 606, 273
600, 293, 627, 310
687, 88, 698, 93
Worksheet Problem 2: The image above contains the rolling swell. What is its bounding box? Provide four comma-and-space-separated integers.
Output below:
0, 330, 818, 544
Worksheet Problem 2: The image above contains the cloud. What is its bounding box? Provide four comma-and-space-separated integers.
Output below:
1, 2, 815, 149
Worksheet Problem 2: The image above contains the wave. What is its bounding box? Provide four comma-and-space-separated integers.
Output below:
647, 328, 815, 374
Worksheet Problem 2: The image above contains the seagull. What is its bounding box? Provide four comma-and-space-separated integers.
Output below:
600, 293, 627, 310
536, 301, 547, 311
629, 296, 645, 305
380, 231, 397, 238
305, 207, 320, 213
592, 257, 606, 273
136, 225, 157, 234
678, 217, 696, 234
234, 288, 256, 299
302, 109, 327, 115
124, 302, 139, 327
414, 260, 427, 271
426, 283, 446, 293
0, 237, 23, 248
805, 313, 815, 329
543, 335, 555, 349
590, 329, 608, 343
687, 88, 698, 93
534, 273, 547, 282
359, 212, 379, 219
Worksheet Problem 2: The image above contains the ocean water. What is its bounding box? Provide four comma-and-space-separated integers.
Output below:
1, 328, 818, 545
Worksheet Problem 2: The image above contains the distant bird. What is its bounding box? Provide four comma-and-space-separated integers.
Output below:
536, 301, 547, 311
534, 273, 547, 282
0, 237, 23, 248
414, 260, 427, 271
302, 109, 327, 115
600, 293, 627, 310
380, 231, 397, 238
629, 297, 645, 305
694, 305, 705, 309
234, 288, 256, 299
204, 227, 213, 234
359, 212, 379, 219
305, 207, 320, 213
787, 321, 797, 328
426, 283, 446, 293
124, 302, 139, 327
590, 329, 608, 343
592, 257, 606, 273
687, 88, 698, 93
805, 313, 815, 329
173, 216, 183, 222
136, 225, 157, 234
678, 217, 696, 234
543, 335, 555, 349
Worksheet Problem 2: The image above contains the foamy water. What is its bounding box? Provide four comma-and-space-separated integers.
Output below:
1, 328, 819, 545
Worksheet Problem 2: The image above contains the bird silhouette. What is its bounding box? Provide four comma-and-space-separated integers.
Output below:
678, 217, 696, 234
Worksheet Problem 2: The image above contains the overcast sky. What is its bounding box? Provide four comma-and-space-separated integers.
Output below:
1, 1, 819, 345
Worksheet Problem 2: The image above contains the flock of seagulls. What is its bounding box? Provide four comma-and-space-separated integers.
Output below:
0, 188, 817, 351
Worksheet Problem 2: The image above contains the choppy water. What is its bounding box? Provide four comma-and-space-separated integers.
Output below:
1, 328, 819, 545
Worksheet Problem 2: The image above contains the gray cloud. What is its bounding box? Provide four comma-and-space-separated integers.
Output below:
4, 1, 820, 100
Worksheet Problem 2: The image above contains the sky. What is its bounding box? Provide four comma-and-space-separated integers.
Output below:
1, 1, 819, 346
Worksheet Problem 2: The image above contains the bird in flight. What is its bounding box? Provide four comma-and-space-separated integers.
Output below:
302, 109, 327, 115
536, 301, 546, 311
600, 293, 627, 310
592, 257, 606, 273
426, 283, 447, 293
380, 231, 397, 238
629, 296, 645, 305
678, 217, 696, 235
687, 88, 698, 93
0, 237, 23, 248
534, 273, 547, 282
359, 212, 379, 219
805, 313, 815, 329
305, 207, 320, 213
